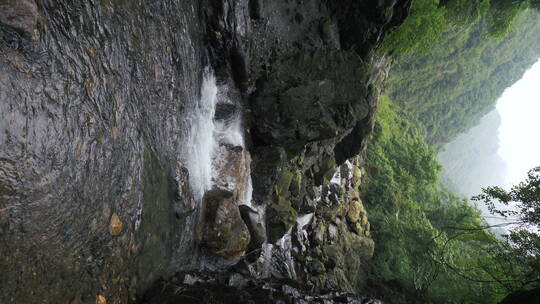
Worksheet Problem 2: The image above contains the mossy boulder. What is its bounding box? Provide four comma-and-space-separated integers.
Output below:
314, 156, 337, 185
266, 196, 298, 243
275, 169, 294, 197
201, 189, 251, 260
346, 200, 365, 223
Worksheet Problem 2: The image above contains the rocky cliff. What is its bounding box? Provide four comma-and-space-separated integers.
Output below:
0, 1, 409, 303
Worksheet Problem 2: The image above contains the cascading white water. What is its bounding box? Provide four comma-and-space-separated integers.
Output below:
186, 71, 218, 201
186, 69, 254, 208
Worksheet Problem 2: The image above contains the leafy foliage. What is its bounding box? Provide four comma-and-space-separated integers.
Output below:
365, 1, 540, 302
385, 7, 540, 146
363, 97, 508, 303
380, 0, 447, 55
473, 167, 540, 292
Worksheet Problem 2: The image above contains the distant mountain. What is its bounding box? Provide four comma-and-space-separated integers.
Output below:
438, 109, 508, 215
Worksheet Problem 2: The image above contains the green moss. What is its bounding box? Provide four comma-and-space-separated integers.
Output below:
290, 169, 303, 197
266, 196, 298, 243
275, 170, 293, 197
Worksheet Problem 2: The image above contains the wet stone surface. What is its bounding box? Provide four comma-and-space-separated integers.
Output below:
0, 0, 408, 302
0, 1, 204, 302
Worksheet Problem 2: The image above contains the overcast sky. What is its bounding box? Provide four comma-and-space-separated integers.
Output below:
496, 59, 540, 188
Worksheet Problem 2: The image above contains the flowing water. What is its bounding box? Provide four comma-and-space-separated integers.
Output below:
185, 70, 219, 201
184, 68, 253, 205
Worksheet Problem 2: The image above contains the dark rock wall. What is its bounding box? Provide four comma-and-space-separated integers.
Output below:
199, 0, 407, 296
0, 0, 410, 303
0, 1, 205, 302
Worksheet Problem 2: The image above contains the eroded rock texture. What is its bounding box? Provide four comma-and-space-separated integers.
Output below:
0, 0, 409, 303
0, 1, 205, 302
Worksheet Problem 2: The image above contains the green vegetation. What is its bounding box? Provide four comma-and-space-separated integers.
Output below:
383, 1, 540, 146
380, 0, 531, 56
380, 0, 447, 56
363, 97, 521, 303
362, 0, 540, 302
473, 167, 540, 293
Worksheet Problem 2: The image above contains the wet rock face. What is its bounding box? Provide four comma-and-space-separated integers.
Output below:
141, 272, 383, 304
251, 49, 370, 149
0, 1, 205, 302
0, 0, 409, 302
212, 143, 251, 204
0, 0, 38, 39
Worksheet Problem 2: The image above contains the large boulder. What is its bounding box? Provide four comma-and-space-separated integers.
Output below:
200, 189, 251, 260
212, 143, 252, 205
266, 195, 298, 244
251, 50, 371, 151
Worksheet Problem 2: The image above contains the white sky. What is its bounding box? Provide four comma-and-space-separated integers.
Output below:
496, 58, 540, 188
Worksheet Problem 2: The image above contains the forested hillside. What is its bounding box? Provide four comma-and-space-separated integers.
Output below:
363, 97, 507, 303
362, 0, 540, 303
385, 4, 540, 146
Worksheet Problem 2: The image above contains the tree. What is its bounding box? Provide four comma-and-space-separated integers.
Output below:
473, 166, 540, 293
475, 166, 540, 230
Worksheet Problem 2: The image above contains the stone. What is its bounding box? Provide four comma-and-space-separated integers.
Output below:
346, 200, 364, 224
96, 295, 106, 304
353, 223, 364, 235
360, 212, 368, 227
275, 169, 293, 196
313, 222, 326, 245
310, 260, 326, 275
266, 196, 298, 243
201, 189, 251, 260
212, 143, 252, 204
327, 224, 338, 242
251, 49, 371, 149
314, 156, 337, 186
109, 213, 123, 236
214, 103, 237, 121
0, 0, 38, 39
352, 166, 362, 186
251, 146, 287, 202
290, 169, 303, 197
320, 18, 340, 48
322, 244, 343, 269
239, 205, 266, 258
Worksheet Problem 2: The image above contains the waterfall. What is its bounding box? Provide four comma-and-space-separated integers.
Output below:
186, 70, 218, 201
186, 69, 253, 207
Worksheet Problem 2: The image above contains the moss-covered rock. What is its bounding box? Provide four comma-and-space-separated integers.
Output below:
275, 169, 294, 197
266, 196, 298, 243
201, 189, 251, 260
289, 169, 303, 197
314, 156, 337, 185
346, 200, 365, 224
